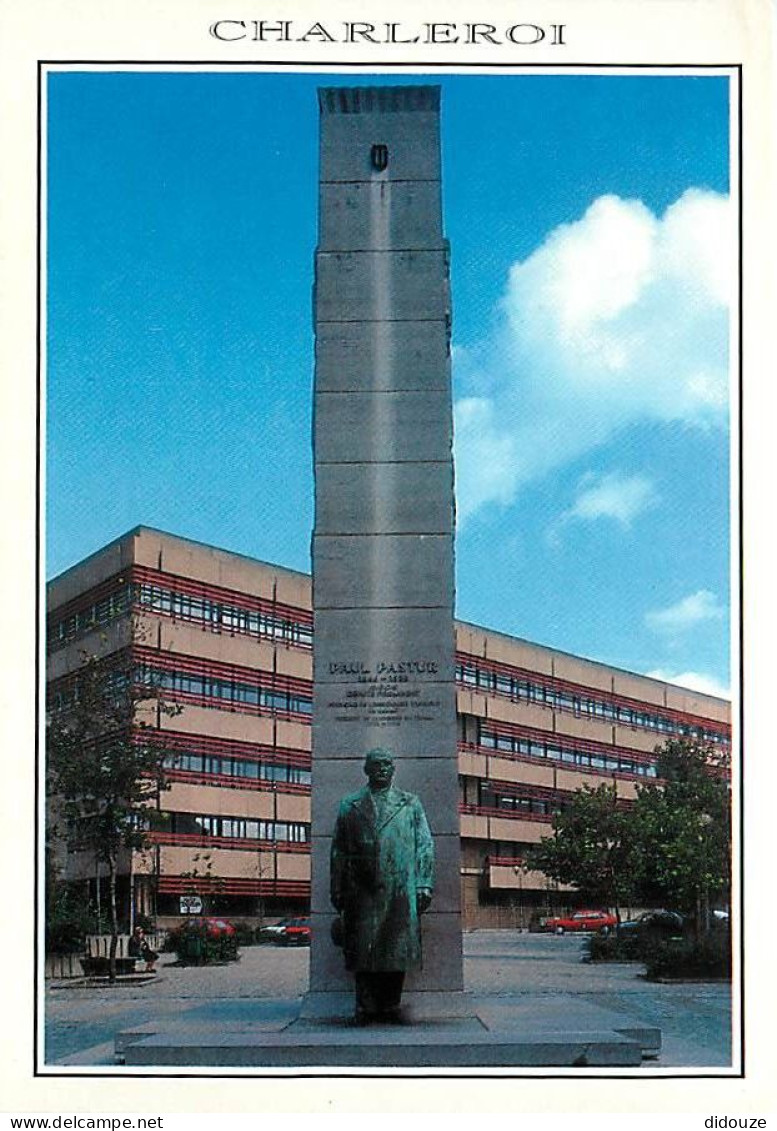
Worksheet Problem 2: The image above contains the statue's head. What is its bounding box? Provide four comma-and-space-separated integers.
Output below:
364, 747, 395, 790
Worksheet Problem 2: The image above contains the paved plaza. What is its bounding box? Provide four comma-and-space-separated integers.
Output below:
45, 931, 733, 1069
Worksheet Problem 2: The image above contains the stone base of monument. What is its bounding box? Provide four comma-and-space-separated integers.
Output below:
298, 990, 474, 1021
117, 994, 660, 1068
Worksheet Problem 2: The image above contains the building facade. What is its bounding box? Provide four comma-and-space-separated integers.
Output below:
46, 527, 732, 929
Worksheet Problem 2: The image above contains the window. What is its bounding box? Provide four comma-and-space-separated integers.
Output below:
495, 674, 512, 696
172, 813, 310, 843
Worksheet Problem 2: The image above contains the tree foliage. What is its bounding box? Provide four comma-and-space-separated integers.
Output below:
632, 738, 731, 929
528, 782, 640, 919
529, 738, 731, 933
46, 634, 180, 978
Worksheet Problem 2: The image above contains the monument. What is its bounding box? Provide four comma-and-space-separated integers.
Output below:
117, 85, 661, 1064
306, 84, 465, 1021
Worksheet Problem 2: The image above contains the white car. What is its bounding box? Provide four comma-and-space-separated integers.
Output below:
257, 918, 293, 942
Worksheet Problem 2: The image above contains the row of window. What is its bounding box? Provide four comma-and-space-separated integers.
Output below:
49, 584, 134, 647
477, 726, 659, 777
478, 785, 556, 817
458, 661, 729, 746
48, 581, 313, 651
139, 665, 312, 716
48, 668, 128, 712
170, 812, 309, 843
136, 584, 313, 648
164, 751, 311, 786
47, 580, 728, 750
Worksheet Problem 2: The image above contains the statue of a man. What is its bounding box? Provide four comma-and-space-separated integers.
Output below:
330, 747, 434, 1024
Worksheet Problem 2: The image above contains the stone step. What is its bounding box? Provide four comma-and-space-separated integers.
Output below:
119, 1017, 646, 1068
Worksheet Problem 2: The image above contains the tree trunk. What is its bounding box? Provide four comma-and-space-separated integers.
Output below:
95, 864, 102, 932
696, 886, 710, 940
108, 851, 118, 984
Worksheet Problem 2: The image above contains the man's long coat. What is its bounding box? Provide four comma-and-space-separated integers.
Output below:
330, 786, 435, 972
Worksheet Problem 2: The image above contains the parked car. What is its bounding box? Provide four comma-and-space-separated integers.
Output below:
191, 917, 236, 938
280, 917, 311, 946
544, 909, 618, 935
256, 918, 293, 944
616, 910, 685, 940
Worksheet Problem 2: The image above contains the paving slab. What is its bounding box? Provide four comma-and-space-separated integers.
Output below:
46, 931, 732, 1069
120, 1014, 645, 1068
116, 987, 656, 1069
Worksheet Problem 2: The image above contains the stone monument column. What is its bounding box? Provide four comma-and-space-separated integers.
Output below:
307, 85, 463, 1018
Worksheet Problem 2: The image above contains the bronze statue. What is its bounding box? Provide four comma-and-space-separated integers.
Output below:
330, 747, 434, 1024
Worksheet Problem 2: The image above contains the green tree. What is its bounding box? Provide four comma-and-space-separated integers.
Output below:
528, 782, 639, 922
46, 637, 180, 981
632, 738, 731, 935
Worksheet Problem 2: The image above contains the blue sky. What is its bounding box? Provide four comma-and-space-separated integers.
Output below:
47, 70, 732, 695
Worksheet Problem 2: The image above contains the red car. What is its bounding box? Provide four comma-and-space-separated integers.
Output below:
280, 917, 311, 946
191, 917, 236, 938
544, 909, 617, 935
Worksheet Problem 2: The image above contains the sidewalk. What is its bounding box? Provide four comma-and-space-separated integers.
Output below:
45, 931, 733, 1068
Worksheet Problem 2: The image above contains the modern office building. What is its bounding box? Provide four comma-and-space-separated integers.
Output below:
46, 526, 732, 929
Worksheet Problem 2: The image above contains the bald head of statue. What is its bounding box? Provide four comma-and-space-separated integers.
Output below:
363, 748, 395, 791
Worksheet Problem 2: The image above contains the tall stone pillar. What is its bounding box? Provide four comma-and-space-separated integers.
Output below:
307, 85, 463, 1017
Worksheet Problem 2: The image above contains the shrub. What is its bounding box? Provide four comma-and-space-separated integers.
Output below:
166, 920, 239, 966
643, 933, 731, 981
46, 886, 104, 955
585, 933, 639, 963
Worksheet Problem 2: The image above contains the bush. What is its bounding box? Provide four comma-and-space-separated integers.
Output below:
46, 885, 104, 955
643, 933, 731, 981
166, 921, 240, 965
585, 933, 639, 963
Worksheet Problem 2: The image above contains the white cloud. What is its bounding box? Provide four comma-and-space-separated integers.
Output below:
454, 189, 733, 521
646, 668, 730, 700
645, 589, 725, 634
561, 471, 658, 527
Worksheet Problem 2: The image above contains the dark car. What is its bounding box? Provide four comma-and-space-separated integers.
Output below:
614, 910, 685, 951
617, 910, 684, 935
279, 917, 311, 946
